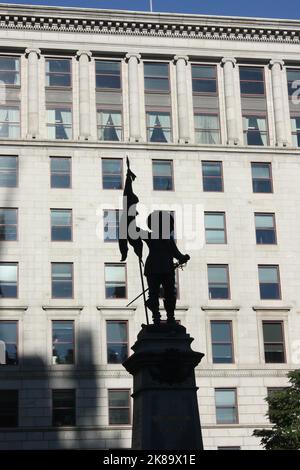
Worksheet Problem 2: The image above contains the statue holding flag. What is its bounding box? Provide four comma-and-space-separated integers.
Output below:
119, 158, 190, 326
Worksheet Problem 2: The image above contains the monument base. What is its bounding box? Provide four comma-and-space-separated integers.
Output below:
123, 323, 204, 450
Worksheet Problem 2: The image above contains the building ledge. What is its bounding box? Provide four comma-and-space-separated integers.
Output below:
252, 306, 292, 311
0, 305, 28, 311
97, 306, 137, 311
201, 306, 240, 311
42, 305, 84, 311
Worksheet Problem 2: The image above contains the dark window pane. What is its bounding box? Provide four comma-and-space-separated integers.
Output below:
240, 82, 265, 95
96, 61, 120, 74
144, 63, 169, 77
52, 390, 75, 427
209, 286, 229, 299
263, 323, 283, 342
256, 229, 276, 244
264, 345, 285, 363
253, 179, 272, 193
153, 161, 173, 190
0, 156, 17, 188
0, 390, 18, 427
212, 344, 233, 363
240, 68, 264, 81
47, 74, 71, 87
51, 158, 71, 188
192, 80, 216, 93
108, 390, 130, 425
52, 264, 73, 298
102, 159, 123, 189
52, 321, 74, 365
211, 322, 231, 342
109, 408, 130, 425
96, 75, 121, 89
107, 344, 128, 364
0, 321, 18, 365
145, 77, 169, 91
0, 263, 17, 298
260, 283, 280, 299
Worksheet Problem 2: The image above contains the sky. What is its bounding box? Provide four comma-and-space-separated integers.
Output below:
0, 0, 300, 21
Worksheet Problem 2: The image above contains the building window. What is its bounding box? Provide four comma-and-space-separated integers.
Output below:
0, 106, 20, 139
102, 158, 123, 190
208, 265, 230, 299
291, 116, 300, 147
0, 262, 18, 298
105, 264, 126, 299
46, 59, 71, 88
108, 389, 130, 425
263, 322, 285, 363
103, 209, 120, 242
258, 265, 281, 300
47, 107, 72, 140
152, 160, 173, 190
205, 212, 226, 244
52, 321, 74, 365
51, 209, 72, 241
144, 62, 169, 92
239, 67, 265, 95
106, 320, 128, 364
202, 161, 223, 192
211, 321, 233, 364
95, 60, 121, 90
194, 114, 220, 145
144, 62, 172, 143
243, 115, 268, 146
51, 263, 73, 299
0, 56, 20, 86
287, 69, 300, 97
146, 111, 171, 143
0, 156, 18, 187
97, 109, 122, 141
0, 208, 17, 241
50, 157, 71, 188
215, 388, 238, 424
0, 390, 18, 427
255, 213, 276, 244
192, 65, 217, 93
52, 389, 76, 427
251, 163, 272, 193
0, 321, 18, 365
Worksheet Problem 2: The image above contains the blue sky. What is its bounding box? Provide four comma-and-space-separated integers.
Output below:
1, 0, 300, 20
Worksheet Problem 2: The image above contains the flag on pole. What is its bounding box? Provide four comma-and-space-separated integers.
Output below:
118, 157, 143, 261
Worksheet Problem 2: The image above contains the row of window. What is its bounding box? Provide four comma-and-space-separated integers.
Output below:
0, 386, 285, 428
0, 319, 286, 367
0, 206, 278, 245
0, 389, 130, 427
0, 156, 275, 193
1, 56, 300, 146
0, 262, 283, 300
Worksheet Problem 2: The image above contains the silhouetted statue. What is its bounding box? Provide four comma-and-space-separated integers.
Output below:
119, 159, 190, 325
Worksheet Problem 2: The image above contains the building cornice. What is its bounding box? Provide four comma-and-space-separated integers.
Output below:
0, 4, 300, 44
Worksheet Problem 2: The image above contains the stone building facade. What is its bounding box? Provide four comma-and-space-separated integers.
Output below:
0, 3, 300, 450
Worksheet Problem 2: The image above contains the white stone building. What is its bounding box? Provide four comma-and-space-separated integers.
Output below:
0, 3, 299, 450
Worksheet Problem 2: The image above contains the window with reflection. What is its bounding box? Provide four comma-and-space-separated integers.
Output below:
215, 388, 238, 424
211, 321, 233, 364
0, 156, 18, 187
146, 111, 171, 143
103, 209, 120, 242
208, 265, 230, 299
47, 107, 72, 140
258, 265, 281, 300
106, 320, 128, 364
46, 59, 71, 87
52, 389, 76, 426
291, 116, 300, 147
51, 263, 73, 299
243, 115, 268, 145
0, 208, 17, 241
108, 389, 130, 425
239, 67, 265, 95
97, 110, 122, 141
263, 322, 285, 363
251, 163, 272, 193
192, 65, 217, 93
95, 61, 121, 89
51, 209, 72, 241
152, 160, 173, 190
102, 158, 123, 190
105, 264, 126, 299
50, 157, 71, 188
0, 262, 18, 298
52, 321, 74, 365
255, 213, 276, 244
202, 161, 223, 192
144, 62, 169, 92
0, 390, 18, 427
205, 212, 226, 244
0, 321, 18, 365
0, 56, 20, 85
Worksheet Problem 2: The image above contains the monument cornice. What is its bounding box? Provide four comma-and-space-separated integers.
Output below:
0, 4, 300, 44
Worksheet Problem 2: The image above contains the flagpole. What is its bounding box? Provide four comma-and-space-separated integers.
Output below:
149, 0, 153, 12
138, 258, 149, 325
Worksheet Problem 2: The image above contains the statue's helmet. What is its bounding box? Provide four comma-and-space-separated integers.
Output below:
147, 211, 174, 238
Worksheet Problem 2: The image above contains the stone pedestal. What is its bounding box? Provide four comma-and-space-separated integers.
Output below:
123, 323, 204, 450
